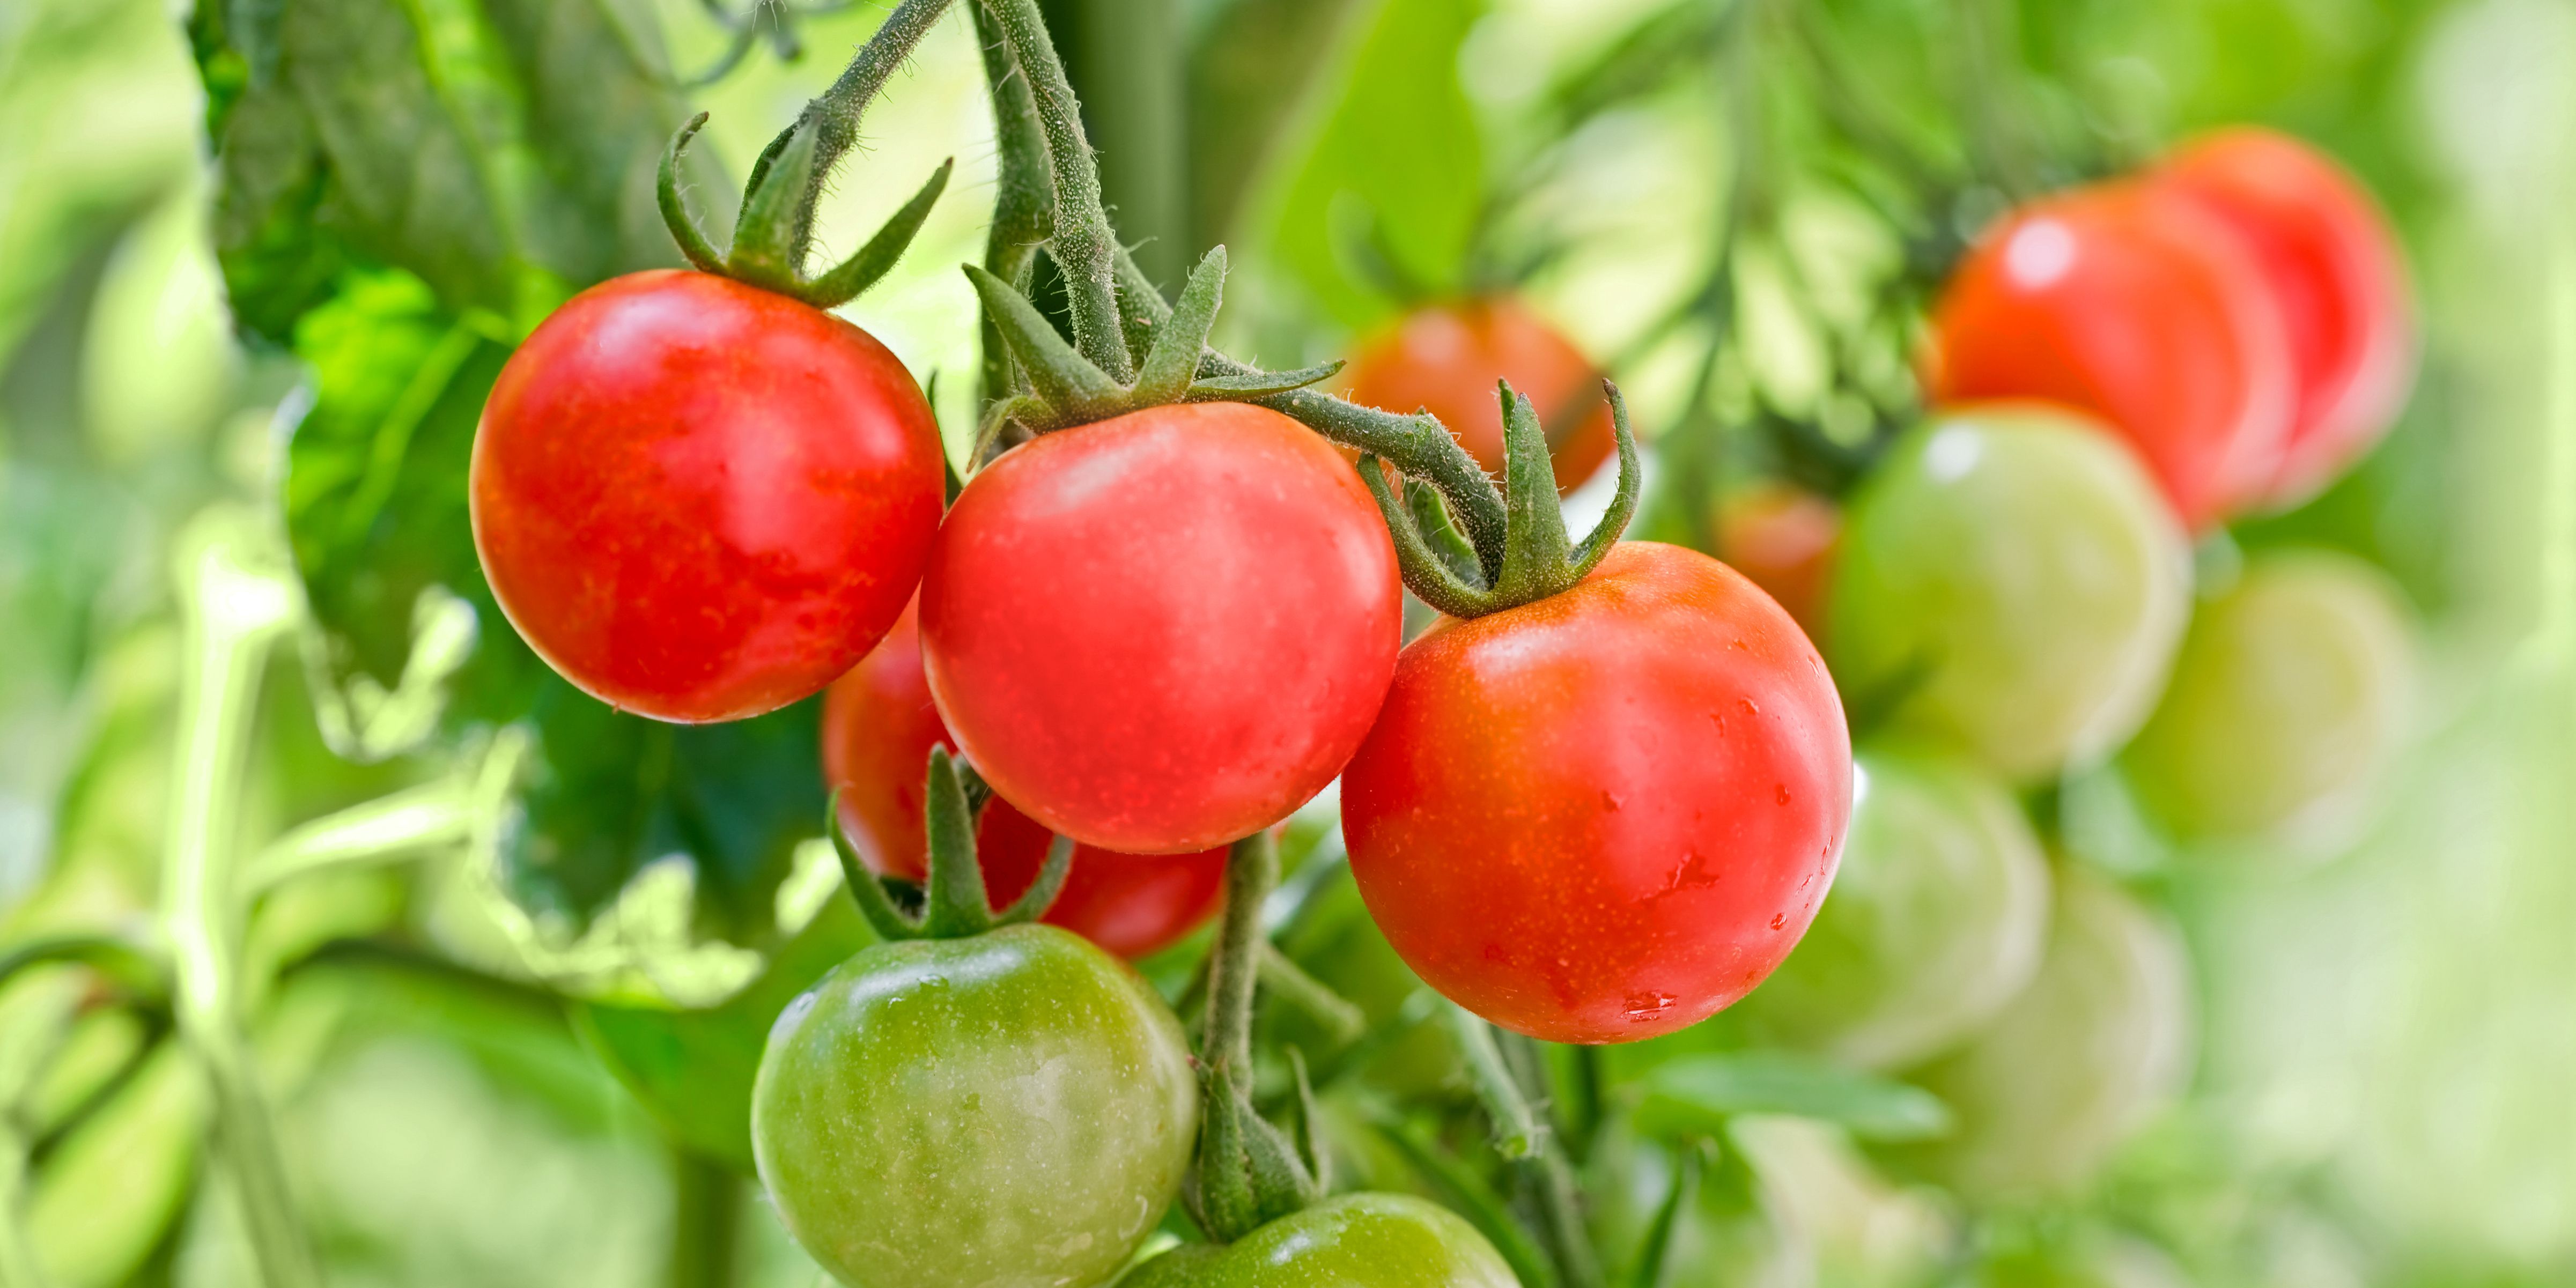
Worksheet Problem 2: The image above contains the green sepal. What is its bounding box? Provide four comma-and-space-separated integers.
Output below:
796, 158, 955, 309
1445, 1004, 1539, 1160
1236, 1087, 1322, 1225
656, 114, 725, 273
1285, 1047, 1332, 1194
1187, 1060, 1261, 1242
963, 264, 1127, 425
1132, 247, 1228, 406
991, 834, 1074, 926
1406, 475, 1486, 588
727, 120, 821, 288
917, 747, 995, 938
1183, 361, 1346, 401
1365, 377, 1645, 619
828, 790, 927, 943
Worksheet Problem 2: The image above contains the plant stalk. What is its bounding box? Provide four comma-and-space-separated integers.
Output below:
978, 0, 1135, 381
160, 510, 319, 1288
1203, 832, 1279, 1076
778, 0, 961, 263
666, 1148, 743, 1288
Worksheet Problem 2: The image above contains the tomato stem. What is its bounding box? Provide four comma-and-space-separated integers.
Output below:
160, 509, 321, 1288
1202, 831, 1276, 1075
977, 0, 1135, 382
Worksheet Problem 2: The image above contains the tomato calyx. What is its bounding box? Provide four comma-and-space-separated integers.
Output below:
656, 112, 954, 310
965, 246, 1347, 447
825, 746, 1072, 940
1359, 378, 1642, 618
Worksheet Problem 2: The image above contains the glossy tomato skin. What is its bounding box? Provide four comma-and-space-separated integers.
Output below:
1928, 186, 2294, 529
1344, 542, 1851, 1045
2156, 128, 2415, 507
1344, 298, 1617, 493
822, 598, 1226, 958
921, 402, 1401, 854
471, 270, 944, 722
752, 925, 1197, 1288
1119, 1194, 1517, 1288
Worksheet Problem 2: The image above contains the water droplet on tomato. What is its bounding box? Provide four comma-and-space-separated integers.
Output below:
1601, 789, 1623, 811
1739, 697, 1760, 717
1623, 991, 1678, 1022
1769, 913, 1787, 930
1774, 783, 1790, 806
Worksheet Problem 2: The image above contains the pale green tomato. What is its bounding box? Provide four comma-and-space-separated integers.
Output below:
2122, 550, 2415, 845
1905, 869, 2193, 1198
1121, 1194, 1517, 1288
752, 925, 1197, 1288
1829, 405, 2192, 781
1740, 745, 2052, 1069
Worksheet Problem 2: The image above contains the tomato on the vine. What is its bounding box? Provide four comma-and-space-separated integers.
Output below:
920, 402, 1400, 855
1901, 870, 2194, 1200
1928, 186, 2295, 529
1120, 1194, 1516, 1288
471, 270, 944, 722
1715, 483, 1840, 638
2153, 128, 2416, 507
1828, 405, 2191, 782
823, 597, 1226, 959
753, 924, 1197, 1288
1737, 744, 2051, 1069
1344, 542, 1850, 1045
1342, 298, 1618, 493
2121, 550, 2416, 845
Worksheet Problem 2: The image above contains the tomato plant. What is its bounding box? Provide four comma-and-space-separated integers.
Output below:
1120, 1194, 1518, 1288
1342, 298, 1619, 493
1715, 483, 1841, 638
1829, 404, 2192, 781
753, 924, 1198, 1288
471, 269, 945, 723
2153, 128, 2417, 509
1345, 542, 1851, 1044
1738, 744, 2051, 1070
920, 401, 1401, 855
824, 597, 1226, 958
1927, 185, 2295, 529
2121, 550, 2416, 845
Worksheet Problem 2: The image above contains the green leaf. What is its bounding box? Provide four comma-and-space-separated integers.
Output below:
1633, 1052, 1953, 1143
1260, 0, 1486, 330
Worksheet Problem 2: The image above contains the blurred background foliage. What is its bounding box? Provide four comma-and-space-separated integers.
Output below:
3, 0, 2574, 1285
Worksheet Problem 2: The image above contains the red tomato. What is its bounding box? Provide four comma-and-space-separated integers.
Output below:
920, 403, 1401, 854
1342, 542, 1852, 1044
1715, 484, 1840, 639
2154, 128, 2415, 507
1928, 186, 2295, 529
1342, 298, 1617, 493
471, 270, 944, 722
822, 599, 1225, 959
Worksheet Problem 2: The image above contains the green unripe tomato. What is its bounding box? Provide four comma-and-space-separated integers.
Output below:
1739, 745, 2052, 1069
1830, 405, 2191, 781
2121, 549, 2415, 845
752, 924, 1197, 1288
1902, 869, 2193, 1199
1119, 1194, 1516, 1288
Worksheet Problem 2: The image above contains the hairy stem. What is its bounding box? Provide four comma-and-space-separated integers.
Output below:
973, 0, 1054, 412
979, 0, 1134, 381
1203, 832, 1279, 1075
781, 0, 961, 264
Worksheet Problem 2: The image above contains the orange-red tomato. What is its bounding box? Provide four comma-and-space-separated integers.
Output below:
920, 403, 1401, 855
1715, 484, 1840, 639
1342, 299, 1617, 493
1342, 543, 1851, 1045
823, 599, 1226, 960
471, 270, 944, 722
2154, 128, 2415, 508
1928, 186, 2295, 530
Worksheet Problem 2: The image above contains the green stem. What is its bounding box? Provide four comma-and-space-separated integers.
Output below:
776, 0, 959, 264
160, 510, 318, 1288
1046, 0, 1187, 290
666, 1149, 743, 1288
1202, 832, 1278, 1076
979, 0, 1134, 381
973, 0, 1055, 411
0, 1122, 49, 1288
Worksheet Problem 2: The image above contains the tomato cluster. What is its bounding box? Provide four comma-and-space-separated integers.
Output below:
466, 107, 2417, 1285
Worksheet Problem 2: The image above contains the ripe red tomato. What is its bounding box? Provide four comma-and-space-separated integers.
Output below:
822, 598, 1226, 959
920, 402, 1401, 854
1927, 186, 2295, 529
1342, 542, 1851, 1044
2154, 128, 2415, 507
471, 270, 944, 722
1342, 298, 1617, 493
1715, 483, 1840, 639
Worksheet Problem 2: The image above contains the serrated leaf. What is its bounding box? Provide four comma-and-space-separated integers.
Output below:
1634, 1052, 1953, 1143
